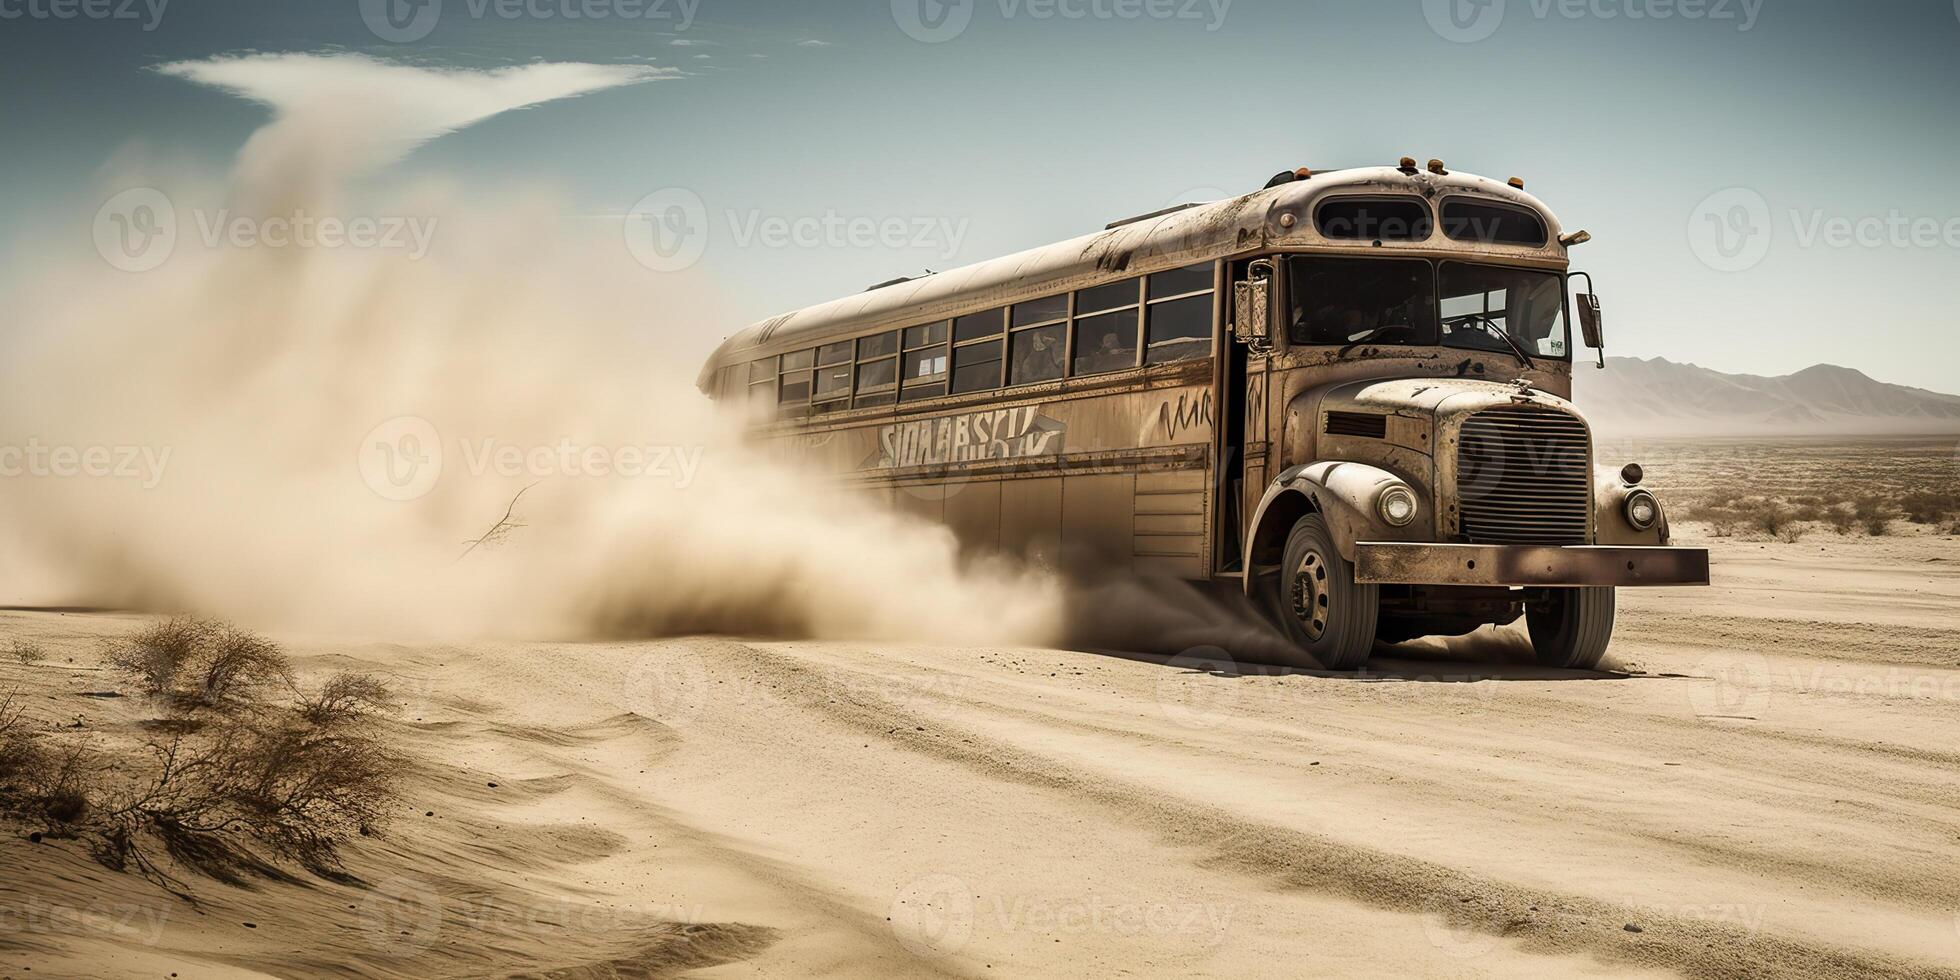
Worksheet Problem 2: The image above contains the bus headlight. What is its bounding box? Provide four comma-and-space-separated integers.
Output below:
1625, 489, 1659, 530
1378, 485, 1419, 527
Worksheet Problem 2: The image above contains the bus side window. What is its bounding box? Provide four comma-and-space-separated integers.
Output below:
1145, 262, 1216, 364
1009, 298, 1067, 386
901, 322, 949, 402
778, 348, 815, 416
1071, 277, 1141, 377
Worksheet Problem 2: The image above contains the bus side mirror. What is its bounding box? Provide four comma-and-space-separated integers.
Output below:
1234, 258, 1276, 351
1575, 292, 1605, 368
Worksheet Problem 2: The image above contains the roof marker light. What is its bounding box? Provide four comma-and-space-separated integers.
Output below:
1508, 176, 1526, 189
1428, 159, 1448, 175
1398, 157, 1418, 174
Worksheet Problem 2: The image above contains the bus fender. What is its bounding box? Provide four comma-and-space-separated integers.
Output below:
1243, 460, 1412, 592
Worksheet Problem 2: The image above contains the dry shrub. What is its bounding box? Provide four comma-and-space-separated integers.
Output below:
9, 641, 45, 666
0, 692, 93, 827
1899, 491, 1960, 525
1825, 502, 1859, 535
97, 706, 401, 880
106, 618, 218, 697
1776, 523, 1809, 544
107, 618, 291, 709
5, 622, 404, 897
197, 626, 293, 706
299, 673, 396, 727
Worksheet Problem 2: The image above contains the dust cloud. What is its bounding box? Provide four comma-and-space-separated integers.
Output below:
0, 53, 1060, 647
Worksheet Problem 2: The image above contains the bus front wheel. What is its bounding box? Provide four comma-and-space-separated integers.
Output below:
1525, 587, 1615, 670
1275, 514, 1379, 670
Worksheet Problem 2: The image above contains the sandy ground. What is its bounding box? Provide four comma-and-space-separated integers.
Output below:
3, 529, 1959, 979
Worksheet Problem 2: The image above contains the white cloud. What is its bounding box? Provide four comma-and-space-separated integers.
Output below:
796, 39, 833, 47
154, 53, 674, 208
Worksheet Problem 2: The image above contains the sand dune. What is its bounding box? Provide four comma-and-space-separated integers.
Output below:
4, 528, 1960, 978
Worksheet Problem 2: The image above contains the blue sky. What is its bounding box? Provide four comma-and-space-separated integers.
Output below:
4, 0, 1959, 390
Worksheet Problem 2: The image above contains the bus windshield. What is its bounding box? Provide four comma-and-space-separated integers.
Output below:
1288, 258, 1570, 360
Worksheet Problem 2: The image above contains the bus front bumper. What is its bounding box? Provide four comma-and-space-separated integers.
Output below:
1353, 543, 1711, 588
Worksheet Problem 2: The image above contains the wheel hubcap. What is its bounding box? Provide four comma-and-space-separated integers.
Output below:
1289, 548, 1331, 642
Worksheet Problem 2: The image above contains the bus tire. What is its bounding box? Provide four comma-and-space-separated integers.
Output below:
1526, 587, 1615, 670
1276, 514, 1379, 670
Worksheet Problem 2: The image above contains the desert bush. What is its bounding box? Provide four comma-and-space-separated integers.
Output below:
0, 693, 93, 827
196, 626, 292, 706
107, 618, 220, 698
106, 619, 290, 709
96, 713, 402, 877
298, 673, 395, 727
2, 666, 405, 894
1776, 523, 1809, 543
9, 641, 45, 666
1825, 502, 1859, 535
1899, 490, 1960, 525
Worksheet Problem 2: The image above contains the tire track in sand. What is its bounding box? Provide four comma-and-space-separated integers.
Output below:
713, 640, 1960, 980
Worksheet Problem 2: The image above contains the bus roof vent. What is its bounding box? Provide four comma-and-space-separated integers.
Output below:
1105, 202, 1208, 230
865, 275, 919, 292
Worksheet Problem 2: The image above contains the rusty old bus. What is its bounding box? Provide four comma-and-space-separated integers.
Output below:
697, 160, 1709, 670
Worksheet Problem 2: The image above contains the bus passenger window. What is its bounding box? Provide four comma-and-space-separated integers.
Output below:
1010, 324, 1065, 384
955, 308, 1005, 343
813, 342, 852, 406
1145, 262, 1215, 364
901, 322, 949, 402
951, 339, 1003, 394
1072, 308, 1139, 376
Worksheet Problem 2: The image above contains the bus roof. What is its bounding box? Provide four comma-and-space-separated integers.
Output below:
697, 166, 1569, 392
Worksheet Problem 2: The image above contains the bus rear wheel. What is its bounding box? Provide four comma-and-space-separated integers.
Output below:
1275, 514, 1379, 670
1525, 587, 1615, 670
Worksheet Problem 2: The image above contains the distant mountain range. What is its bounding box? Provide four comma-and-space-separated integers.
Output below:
1573, 357, 1960, 435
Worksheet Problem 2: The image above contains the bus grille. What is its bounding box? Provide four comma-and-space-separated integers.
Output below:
1455, 408, 1591, 545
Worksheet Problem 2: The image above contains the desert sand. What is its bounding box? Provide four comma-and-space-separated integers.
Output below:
4, 527, 1959, 980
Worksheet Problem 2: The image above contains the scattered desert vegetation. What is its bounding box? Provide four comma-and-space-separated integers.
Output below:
9, 639, 45, 665
1678, 485, 1946, 540
1, 619, 403, 899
